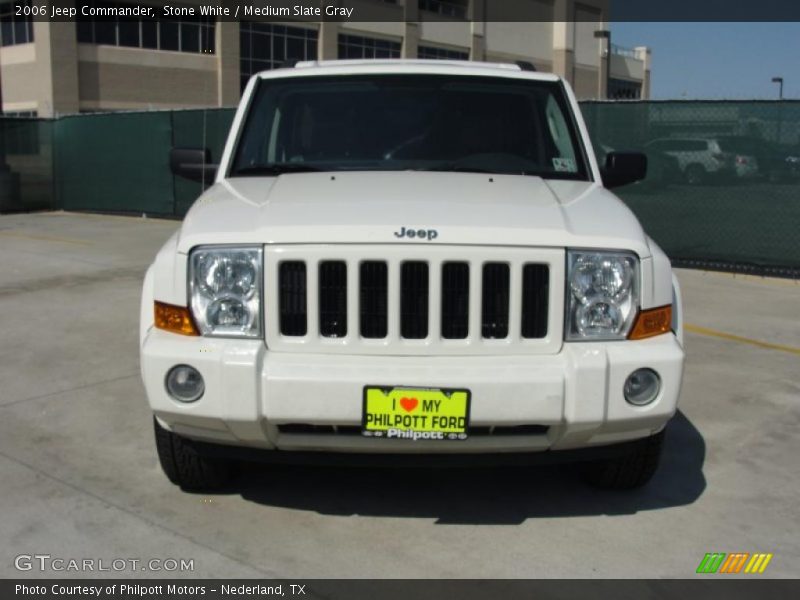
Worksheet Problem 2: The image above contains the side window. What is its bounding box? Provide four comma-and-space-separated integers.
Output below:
673, 140, 696, 152
544, 94, 578, 173
682, 140, 706, 152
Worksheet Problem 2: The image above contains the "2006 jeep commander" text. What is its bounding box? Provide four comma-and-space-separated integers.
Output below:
140, 60, 685, 491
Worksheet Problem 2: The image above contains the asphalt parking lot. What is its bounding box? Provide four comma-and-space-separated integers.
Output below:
0, 211, 798, 579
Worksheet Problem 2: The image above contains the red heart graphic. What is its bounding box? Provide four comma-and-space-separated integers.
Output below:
399, 397, 418, 412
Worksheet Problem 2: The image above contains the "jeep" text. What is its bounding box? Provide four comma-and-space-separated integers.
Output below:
393, 227, 438, 241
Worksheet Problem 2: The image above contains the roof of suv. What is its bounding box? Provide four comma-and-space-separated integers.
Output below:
255, 59, 561, 82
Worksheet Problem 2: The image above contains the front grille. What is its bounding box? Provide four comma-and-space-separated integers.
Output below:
521, 264, 549, 339
441, 262, 469, 339
319, 261, 347, 338
360, 261, 388, 339
279, 261, 307, 336
269, 247, 555, 353
400, 261, 429, 339
481, 263, 510, 339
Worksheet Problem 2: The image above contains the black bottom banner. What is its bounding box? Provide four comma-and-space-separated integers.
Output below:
4, 579, 799, 600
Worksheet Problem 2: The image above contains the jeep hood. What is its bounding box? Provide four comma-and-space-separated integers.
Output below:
176, 171, 651, 257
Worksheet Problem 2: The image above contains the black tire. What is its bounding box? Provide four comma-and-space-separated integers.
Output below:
153, 417, 233, 491
581, 430, 665, 490
684, 164, 706, 185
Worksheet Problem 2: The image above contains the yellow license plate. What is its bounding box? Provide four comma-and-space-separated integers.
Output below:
362, 386, 471, 441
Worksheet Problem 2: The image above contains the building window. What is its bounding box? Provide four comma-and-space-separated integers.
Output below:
338, 34, 401, 60
240, 23, 318, 92
77, 1, 215, 54
1, 110, 37, 117
418, 0, 468, 19
0, 0, 34, 46
418, 45, 469, 60
609, 78, 642, 100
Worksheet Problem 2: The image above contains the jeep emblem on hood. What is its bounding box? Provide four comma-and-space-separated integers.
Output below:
394, 227, 438, 241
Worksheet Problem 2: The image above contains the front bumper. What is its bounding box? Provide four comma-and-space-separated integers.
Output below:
140, 329, 684, 455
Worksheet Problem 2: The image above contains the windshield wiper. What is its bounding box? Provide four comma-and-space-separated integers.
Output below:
416, 164, 500, 174
416, 163, 541, 176
231, 163, 325, 176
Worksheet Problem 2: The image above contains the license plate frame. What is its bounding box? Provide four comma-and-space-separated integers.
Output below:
361, 385, 471, 441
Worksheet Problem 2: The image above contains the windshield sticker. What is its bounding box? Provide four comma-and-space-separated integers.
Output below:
552, 157, 577, 172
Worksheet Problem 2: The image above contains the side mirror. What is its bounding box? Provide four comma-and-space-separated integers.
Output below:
601, 151, 647, 189
169, 148, 217, 186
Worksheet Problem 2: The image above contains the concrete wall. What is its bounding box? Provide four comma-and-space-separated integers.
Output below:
339, 21, 406, 40
0, 44, 38, 113
610, 53, 645, 82
573, 6, 603, 68
573, 65, 601, 98
418, 21, 472, 50
77, 46, 217, 111
216, 21, 240, 107
484, 22, 553, 66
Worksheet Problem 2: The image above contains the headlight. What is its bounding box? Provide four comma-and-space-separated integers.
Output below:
566, 250, 639, 340
189, 246, 262, 338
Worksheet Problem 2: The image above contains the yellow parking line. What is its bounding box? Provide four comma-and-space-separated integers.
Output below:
0, 230, 93, 246
685, 324, 800, 356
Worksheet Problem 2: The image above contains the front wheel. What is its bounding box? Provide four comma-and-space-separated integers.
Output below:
581, 430, 665, 490
153, 417, 233, 491
684, 164, 706, 185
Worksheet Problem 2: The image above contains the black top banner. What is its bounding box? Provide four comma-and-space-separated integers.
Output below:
18, 0, 800, 22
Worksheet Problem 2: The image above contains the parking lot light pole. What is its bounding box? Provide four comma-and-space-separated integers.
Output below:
771, 77, 785, 143
594, 30, 611, 99
771, 76, 784, 100
0, 56, 7, 172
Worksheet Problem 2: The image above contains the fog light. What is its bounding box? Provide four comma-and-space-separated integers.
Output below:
165, 365, 204, 403
624, 368, 660, 406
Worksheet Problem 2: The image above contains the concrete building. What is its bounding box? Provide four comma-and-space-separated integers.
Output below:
0, 0, 651, 117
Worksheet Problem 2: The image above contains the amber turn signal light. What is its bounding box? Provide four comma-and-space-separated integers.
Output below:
154, 301, 199, 336
628, 305, 672, 340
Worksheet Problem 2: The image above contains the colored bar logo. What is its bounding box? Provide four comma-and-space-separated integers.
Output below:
696, 553, 773, 574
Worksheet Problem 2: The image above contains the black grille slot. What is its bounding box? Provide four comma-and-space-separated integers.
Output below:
441, 262, 469, 339
521, 264, 549, 338
468, 425, 549, 436
279, 261, 307, 336
481, 263, 509, 339
401, 261, 429, 339
493, 424, 549, 436
359, 261, 388, 339
278, 424, 335, 435
277, 424, 364, 436
319, 261, 347, 338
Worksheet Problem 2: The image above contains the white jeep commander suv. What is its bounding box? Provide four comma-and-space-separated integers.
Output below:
141, 60, 685, 491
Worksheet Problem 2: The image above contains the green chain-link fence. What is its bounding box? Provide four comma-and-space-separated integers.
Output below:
581, 101, 800, 277
0, 117, 53, 212
1, 101, 799, 276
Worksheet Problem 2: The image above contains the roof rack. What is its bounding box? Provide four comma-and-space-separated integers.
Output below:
515, 61, 537, 72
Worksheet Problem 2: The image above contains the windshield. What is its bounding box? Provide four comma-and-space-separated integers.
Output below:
230, 74, 590, 180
